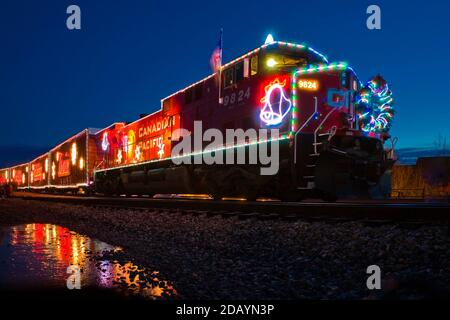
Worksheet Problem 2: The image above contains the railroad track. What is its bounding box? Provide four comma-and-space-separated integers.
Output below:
11, 192, 450, 224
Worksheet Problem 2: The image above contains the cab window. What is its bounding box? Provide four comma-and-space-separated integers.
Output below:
223, 67, 234, 88
235, 61, 244, 83
264, 54, 307, 71
250, 55, 258, 75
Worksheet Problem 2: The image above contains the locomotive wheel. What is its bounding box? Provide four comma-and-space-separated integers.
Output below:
115, 178, 126, 196
205, 167, 259, 201
317, 189, 338, 202
83, 188, 93, 196
279, 191, 303, 202
275, 169, 302, 202
243, 188, 258, 201
210, 191, 224, 201
101, 180, 115, 196
204, 174, 224, 200
352, 181, 371, 199
228, 168, 259, 201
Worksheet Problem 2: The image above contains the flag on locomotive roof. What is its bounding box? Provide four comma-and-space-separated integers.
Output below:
210, 29, 223, 73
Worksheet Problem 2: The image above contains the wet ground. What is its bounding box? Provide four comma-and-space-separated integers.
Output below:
0, 223, 176, 299
1, 198, 450, 299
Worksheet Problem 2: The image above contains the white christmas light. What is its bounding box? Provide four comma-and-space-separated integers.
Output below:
158, 142, 165, 159
71, 143, 77, 165
265, 34, 275, 44
134, 145, 141, 161
260, 79, 292, 126
102, 132, 109, 151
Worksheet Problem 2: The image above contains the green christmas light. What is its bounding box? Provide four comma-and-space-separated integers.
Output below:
356, 75, 395, 135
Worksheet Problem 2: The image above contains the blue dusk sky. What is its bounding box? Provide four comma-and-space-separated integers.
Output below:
0, 0, 449, 152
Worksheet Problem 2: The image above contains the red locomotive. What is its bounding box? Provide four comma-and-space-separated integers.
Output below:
0, 39, 396, 201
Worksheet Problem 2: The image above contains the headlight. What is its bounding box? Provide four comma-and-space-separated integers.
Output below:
266, 58, 277, 68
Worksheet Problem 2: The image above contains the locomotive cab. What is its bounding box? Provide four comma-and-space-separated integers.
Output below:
247, 44, 390, 200
289, 64, 389, 200
261, 45, 326, 73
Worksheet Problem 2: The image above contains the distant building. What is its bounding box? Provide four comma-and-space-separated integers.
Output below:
396, 146, 450, 165
391, 156, 450, 199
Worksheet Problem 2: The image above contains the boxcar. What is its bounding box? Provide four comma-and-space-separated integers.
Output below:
10, 163, 30, 189
48, 129, 101, 192
93, 123, 126, 170
0, 168, 9, 185
29, 153, 50, 189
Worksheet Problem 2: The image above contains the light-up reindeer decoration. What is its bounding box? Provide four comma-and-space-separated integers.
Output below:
259, 78, 292, 126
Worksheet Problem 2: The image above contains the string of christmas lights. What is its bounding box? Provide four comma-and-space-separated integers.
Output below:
356, 75, 394, 134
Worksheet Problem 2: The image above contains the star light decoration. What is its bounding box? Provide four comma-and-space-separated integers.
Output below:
264, 34, 275, 45
117, 149, 123, 164
134, 145, 141, 161
157, 141, 165, 159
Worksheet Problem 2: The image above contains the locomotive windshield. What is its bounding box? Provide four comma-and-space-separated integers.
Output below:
265, 54, 307, 70
262, 46, 325, 73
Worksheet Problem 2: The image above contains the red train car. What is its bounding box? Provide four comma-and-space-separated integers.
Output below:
95, 113, 182, 195
94, 40, 394, 200
0, 38, 395, 200
48, 129, 100, 192
10, 163, 30, 189
29, 153, 50, 189
21, 129, 102, 192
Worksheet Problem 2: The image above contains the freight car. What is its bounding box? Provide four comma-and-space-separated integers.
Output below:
46, 128, 100, 192
0, 38, 396, 201
0, 168, 9, 185
9, 163, 29, 189
16, 129, 103, 193
28, 153, 49, 189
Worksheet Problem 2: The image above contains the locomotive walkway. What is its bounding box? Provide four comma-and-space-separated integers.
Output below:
11, 192, 450, 223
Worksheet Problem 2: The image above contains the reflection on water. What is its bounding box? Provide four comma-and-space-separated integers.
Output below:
0, 224, 176, 299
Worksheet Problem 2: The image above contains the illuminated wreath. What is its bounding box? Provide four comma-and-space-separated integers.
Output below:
356, 75, 394, 134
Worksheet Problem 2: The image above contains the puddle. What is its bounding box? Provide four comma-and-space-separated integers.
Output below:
0, 223, 176, 299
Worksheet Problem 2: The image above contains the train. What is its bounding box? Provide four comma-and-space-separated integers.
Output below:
0, 38, 396, 201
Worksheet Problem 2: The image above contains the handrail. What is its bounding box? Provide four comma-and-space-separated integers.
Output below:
312, 107, 341, 154
294, 96, 318, 163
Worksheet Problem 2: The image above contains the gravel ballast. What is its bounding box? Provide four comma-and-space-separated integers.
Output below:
1, 198, 450, 299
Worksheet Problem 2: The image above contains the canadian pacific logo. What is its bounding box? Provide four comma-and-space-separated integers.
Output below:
259, 78, 292, 126
138, 116, 175, 138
